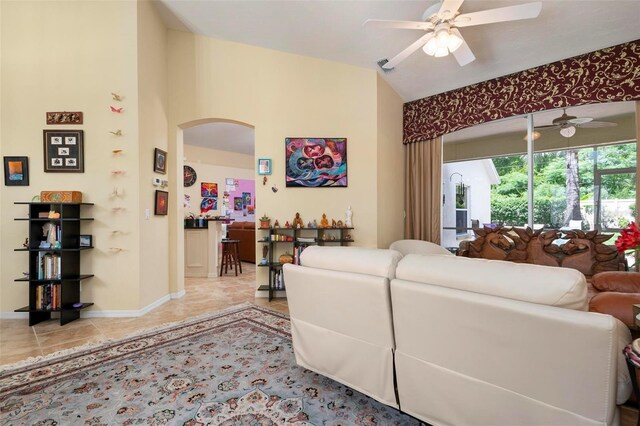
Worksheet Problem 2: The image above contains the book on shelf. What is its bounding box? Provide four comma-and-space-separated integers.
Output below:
35, 283, 60, 310
37, 252, 61, 280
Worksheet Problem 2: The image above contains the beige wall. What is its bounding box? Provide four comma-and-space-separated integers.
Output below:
184, 144, 254, 170
0, 3, 406, 313
0, 0, 143, 315
166, 32, 385, 293
137, 0, 169, 307
376, 75, 405, 248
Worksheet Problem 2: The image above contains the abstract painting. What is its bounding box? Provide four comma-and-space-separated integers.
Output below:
285, 138, 347, 187
200, 197, 217, 213
234, 197, 243, 211
201, 182, 218, 198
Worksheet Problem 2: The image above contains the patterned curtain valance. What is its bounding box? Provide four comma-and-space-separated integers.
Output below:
403, 39, 640, 144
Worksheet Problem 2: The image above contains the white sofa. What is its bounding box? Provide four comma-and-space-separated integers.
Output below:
283, 242, 632, 426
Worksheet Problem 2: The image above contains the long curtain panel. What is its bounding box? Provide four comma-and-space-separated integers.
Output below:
404, 138, 442, 243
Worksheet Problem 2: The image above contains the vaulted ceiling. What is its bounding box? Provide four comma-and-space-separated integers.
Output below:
158, 0, 640, 102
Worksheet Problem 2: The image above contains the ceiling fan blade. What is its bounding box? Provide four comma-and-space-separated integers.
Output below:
576, 121, 618, 129
568, 117, 593, 124
454, 2, 542, 28
438, 0, 464, 20
363, 19, 434, 30
382, 32, 434, 69
450, 28, 475, 66
534, 124, 561, 130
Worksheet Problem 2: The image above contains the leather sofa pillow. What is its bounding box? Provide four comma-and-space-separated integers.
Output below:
592, 271, 640, 293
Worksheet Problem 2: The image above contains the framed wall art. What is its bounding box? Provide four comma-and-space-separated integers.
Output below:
43, 130, 84, 173
46, 111, 83, 125
3, 156, 29, 186
155, 190, 168, 215
79, 235, 93, 247
285, 137, 347, 187
258, 158, 272, 175
154, 148, 167, 174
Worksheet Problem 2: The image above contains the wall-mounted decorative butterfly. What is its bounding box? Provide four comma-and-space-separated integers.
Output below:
111, 92, 123, 102
109, 130, 123, 136
110, 106, 123, 113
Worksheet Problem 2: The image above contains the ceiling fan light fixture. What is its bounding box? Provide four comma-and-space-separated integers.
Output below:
560, 126, 576, 138
434, 46, 449, 57
447, 32, 463, 52
423, 37, 438, 56
435, 29, 450, 49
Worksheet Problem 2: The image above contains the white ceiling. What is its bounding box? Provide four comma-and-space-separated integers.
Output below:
183, 122, 255, 155
162, 1, 640, 153
157, 0, 640, 102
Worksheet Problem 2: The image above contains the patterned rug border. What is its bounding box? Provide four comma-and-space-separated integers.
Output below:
0, 303, 290, 396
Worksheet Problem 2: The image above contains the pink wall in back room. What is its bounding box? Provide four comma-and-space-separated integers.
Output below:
226, 178, 256, 221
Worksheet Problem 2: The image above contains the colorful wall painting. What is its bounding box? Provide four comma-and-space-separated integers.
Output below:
201, 182, 218, 198
234, 197, 243, 211
285, 138, 347, 187
201, 197, 217, 213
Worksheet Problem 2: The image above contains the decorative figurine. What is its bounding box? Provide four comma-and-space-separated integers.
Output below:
274, 220, 280, 228
345, 234, 352, 241
285, 221, 291, 228
346, 206, 353, 228
321, 233, 328, 241
293, 212, 304, 228
307, 221, 313, 228
312, 219, 318, 229
331, 219, 337, 228
330, 235, 336, 241
320, 214, 329, 228
337, 220, 344, 228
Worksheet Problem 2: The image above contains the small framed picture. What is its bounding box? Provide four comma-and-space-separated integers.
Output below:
79, 235, 93, 247
155, 190, 168, 215
258, 158, 272, 175
43, 130, 84, 172
3, 156, 29, 186
154, 148, 167, 174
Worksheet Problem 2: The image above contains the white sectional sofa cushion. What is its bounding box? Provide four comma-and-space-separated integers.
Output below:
299, 245, 402, 279
396, 253, 588, 310
284, 246, 403, 408
389, 239, 453, 256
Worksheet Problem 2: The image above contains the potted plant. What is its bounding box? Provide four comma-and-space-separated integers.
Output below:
259, 214, 271, 229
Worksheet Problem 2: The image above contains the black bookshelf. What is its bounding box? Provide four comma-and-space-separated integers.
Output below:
14, 202, 94, 326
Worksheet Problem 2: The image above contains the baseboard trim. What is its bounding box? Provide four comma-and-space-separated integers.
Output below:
83, 294, 171, 318
1, 291, 185, 320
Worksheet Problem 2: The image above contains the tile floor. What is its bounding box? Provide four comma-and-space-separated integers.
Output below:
0, 262, 289, 366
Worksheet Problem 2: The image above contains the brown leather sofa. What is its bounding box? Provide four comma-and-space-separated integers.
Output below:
227, 221, 255, 263
458, 226, 640, 326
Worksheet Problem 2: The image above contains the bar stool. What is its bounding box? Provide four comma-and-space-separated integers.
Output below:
220, 239, 242, 276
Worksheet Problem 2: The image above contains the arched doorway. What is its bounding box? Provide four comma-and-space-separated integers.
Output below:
168, 118, 255, 299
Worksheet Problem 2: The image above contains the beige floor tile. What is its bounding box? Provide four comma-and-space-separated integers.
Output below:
0, 261, 287, 367
40, 335, 108, 356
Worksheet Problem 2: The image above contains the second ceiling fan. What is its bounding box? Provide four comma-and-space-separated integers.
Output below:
365, 0, 542, 69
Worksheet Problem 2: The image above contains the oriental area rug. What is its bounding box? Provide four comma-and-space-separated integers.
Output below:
0, 304, 419, 425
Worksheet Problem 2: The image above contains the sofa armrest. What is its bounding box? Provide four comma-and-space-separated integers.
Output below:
589, 292, 640, 327
593, 271, 640, 293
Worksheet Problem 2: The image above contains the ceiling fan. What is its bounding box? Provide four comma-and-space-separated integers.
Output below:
364, 0, 542, 69
536, 109, 618, 138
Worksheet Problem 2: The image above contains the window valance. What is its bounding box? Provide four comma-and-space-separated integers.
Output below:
403, 40, 640, 144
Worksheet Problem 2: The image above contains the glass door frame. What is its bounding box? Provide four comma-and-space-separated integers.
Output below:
594, 166, 636, 231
